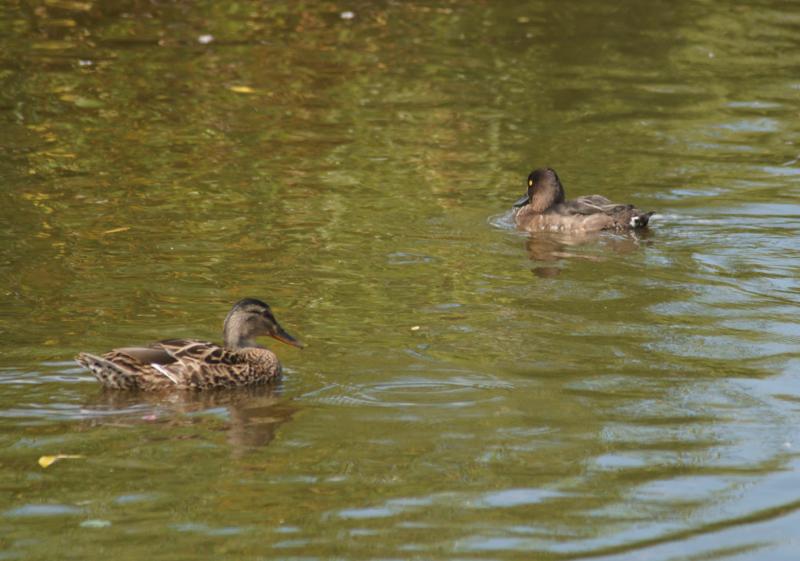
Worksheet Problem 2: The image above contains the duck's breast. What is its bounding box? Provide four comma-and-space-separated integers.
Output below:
235, 348, 282, 385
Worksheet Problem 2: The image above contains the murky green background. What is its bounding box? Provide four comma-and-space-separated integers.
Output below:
2, 0, 800, 559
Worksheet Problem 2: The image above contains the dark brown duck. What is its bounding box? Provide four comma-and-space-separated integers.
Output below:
75, 298, 303, 391
513, 168, 654, 233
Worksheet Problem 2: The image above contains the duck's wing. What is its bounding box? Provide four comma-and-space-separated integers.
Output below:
148, 339, 258, 389
150, 357, 254, 389
76, 345, 182, 390
99, 339, 220, 366
560, 196, 633, 216
76, 352, 148, 390
559, 196, 654, 230
94, 340, 241, 389
112, 346, 176, 364
152, 339, 236, 363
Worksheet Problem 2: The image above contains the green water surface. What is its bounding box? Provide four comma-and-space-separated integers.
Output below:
1, 1, 800, 559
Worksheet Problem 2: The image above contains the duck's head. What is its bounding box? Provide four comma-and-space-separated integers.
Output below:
223, 298, 304, 350
513, 168, 566, 211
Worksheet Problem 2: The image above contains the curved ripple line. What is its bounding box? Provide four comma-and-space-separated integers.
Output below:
300, 376, 513, 409
550, 497, 800, 560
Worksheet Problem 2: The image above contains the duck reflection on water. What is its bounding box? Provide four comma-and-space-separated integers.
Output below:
82, 384, 298, 454
524, 229, 652, 278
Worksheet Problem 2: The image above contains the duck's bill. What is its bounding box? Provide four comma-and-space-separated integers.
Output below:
270, 325, 304, 348
513, 193, 531, 208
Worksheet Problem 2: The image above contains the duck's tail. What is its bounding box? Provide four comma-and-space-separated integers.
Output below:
75, 352, 139, 390
629, 211, 654, 229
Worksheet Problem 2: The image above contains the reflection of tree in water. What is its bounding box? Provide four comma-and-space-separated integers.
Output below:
525, 231, 652, 278
83, 385, 298, 455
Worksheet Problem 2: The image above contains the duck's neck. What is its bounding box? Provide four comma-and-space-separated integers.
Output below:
223, 315, 257, 350
530, 182, 565, 213
224, 334, 258, 350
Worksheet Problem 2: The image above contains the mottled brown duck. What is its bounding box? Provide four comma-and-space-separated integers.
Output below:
75, 298, 303, 391
513, 168, 654, 233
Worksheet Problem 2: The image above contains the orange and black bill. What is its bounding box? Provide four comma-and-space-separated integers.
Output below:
270, 324, 304, 349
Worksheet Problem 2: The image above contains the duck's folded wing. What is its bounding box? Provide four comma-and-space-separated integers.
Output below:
97, 347, 188, 388
152, 358, 252, 389
561, 196, 632, 216
113, 346, 176, 365
152, 339, 234, 363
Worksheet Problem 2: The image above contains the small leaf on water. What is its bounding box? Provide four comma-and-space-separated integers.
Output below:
60, 94, 103, 108
45, 0, 93, 12
102, 226, 130, 235
74, 97, 103, 108
38, 454, 83, 468
229, 85, 256, 94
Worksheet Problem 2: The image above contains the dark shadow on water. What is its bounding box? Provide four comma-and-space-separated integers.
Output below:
82, 384, 298, 454
525, 230, 654, 278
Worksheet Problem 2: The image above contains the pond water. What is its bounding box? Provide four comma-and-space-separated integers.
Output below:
1, 1, 800, 559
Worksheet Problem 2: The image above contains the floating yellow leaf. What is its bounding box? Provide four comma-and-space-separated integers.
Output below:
60, 94, 103, 108
47, 18, 77, 27
229, 85, 256, 94
102, 226, 130, 235
45, 0, 93, 12
38, 454, 83, 468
